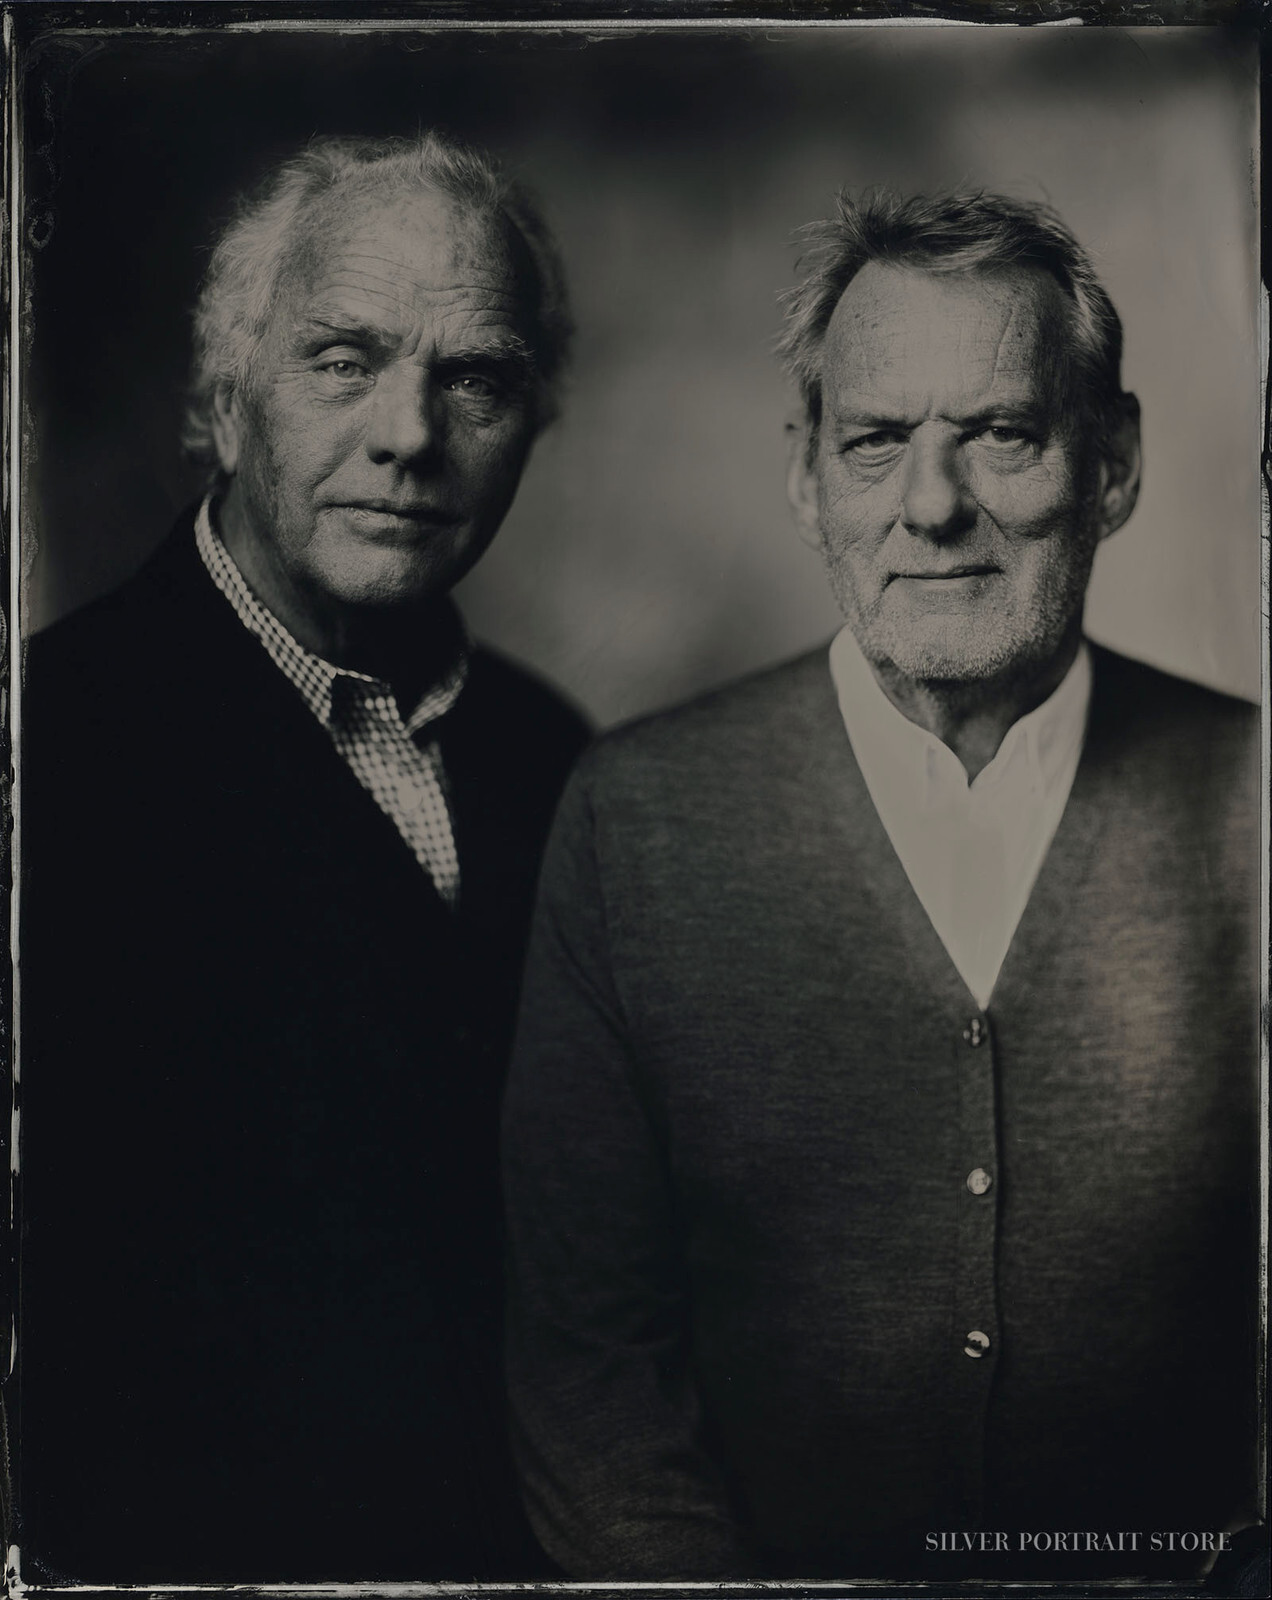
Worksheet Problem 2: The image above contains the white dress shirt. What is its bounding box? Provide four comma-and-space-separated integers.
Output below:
828, 625, 1091, 1009
196, 497, 467, 905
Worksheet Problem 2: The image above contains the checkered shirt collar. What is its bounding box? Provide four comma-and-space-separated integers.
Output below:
194, 495, 469, 734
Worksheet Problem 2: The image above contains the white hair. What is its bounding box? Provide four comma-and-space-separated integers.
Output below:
777, 188, 1126, 458
182, 131, 572, 468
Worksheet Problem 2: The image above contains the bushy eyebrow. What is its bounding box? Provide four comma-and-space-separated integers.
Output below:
438, 333, 535, 370
291, 316, 394, 358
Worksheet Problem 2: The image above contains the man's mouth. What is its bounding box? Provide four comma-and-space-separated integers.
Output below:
336, 501, 462, 523
330, 502, 464, 539
888, 564, 999, 583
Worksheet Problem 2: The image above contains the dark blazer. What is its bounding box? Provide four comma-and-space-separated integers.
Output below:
504, 643, 1260, 1582
16, 509, 589, 1583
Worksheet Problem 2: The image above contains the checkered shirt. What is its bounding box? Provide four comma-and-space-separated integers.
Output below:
195, 498, 468, 907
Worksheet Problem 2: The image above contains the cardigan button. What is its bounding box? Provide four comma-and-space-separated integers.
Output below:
966, 1168, 992, 1196
964, 1330, 991, 1358
963, 1017, 985, 1047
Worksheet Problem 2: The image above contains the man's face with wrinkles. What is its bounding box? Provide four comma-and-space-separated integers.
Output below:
215, 188, 537, 618
793, 261, 1105, 689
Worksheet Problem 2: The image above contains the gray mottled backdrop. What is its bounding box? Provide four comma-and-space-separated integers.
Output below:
22, 24, 1259, 725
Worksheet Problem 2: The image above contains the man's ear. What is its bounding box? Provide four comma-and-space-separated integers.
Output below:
786, 414, 823, 552
210, 383, 242, 476
1092, 393, 1141, 543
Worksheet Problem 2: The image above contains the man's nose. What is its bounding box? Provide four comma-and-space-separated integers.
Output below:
363, 368, 442, 466
899, 433, 976, 541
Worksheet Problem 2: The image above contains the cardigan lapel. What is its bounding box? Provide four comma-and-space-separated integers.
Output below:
988, 646, 1113, 1010
782, 650, 984, 1016
786, 643, 1117, 1019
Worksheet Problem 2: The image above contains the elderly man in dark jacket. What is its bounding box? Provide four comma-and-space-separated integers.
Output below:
20, 132, 587, 1584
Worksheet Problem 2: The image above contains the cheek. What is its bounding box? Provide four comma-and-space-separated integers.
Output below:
233, 424, 281, 520
456, 425, 532, 503
1000, 514, 1097, 619
247, 386, 354, 490
973, 456, 1082, 536
818, 470, 892, 548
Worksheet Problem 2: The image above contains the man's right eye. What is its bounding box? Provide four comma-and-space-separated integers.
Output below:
845, 430, 906, 454
312, 354, 373, 392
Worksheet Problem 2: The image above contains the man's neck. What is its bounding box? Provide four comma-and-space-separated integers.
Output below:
869, 631, 1083, 783
215, 496, 456, 709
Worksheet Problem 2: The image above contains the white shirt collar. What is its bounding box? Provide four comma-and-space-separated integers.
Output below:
828, 624, 1091, 814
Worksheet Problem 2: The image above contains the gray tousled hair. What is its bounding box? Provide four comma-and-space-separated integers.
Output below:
777, 188, 1127, 454
182, 131, 572, 466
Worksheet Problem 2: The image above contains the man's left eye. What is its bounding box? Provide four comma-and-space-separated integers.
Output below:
446, 373, 499, 399
977, 426, 1031, 447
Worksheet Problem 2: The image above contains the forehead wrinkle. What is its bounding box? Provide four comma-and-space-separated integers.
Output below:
302, 266, 520, 306
313, 249, 516, 288
825, 266, 947, 410
277, 195, 519, 318
982, 284, 1045, 385
302, 247, 522, 301
301, 183, 491, 253
826, 308, 909, 410
826, 264, 1067, 427
306, 277, 522, 319
986, 298, 1021, 389
281, 271, 525, 355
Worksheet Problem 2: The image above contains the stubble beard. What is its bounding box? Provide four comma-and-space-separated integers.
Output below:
826, 523, 1101, 700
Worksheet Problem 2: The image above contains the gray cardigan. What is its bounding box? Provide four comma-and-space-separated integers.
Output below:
503, 643, 1260, 1581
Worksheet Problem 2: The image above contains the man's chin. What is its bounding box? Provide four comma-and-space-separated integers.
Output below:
858, 618, 1027, 687
308, 550, 465, 612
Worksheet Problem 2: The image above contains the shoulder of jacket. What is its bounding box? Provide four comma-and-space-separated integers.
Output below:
462, 645, 592, 756
25, 512, 204, 687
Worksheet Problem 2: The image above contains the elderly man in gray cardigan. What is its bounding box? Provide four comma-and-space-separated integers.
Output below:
503, 192, 1260, 1583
